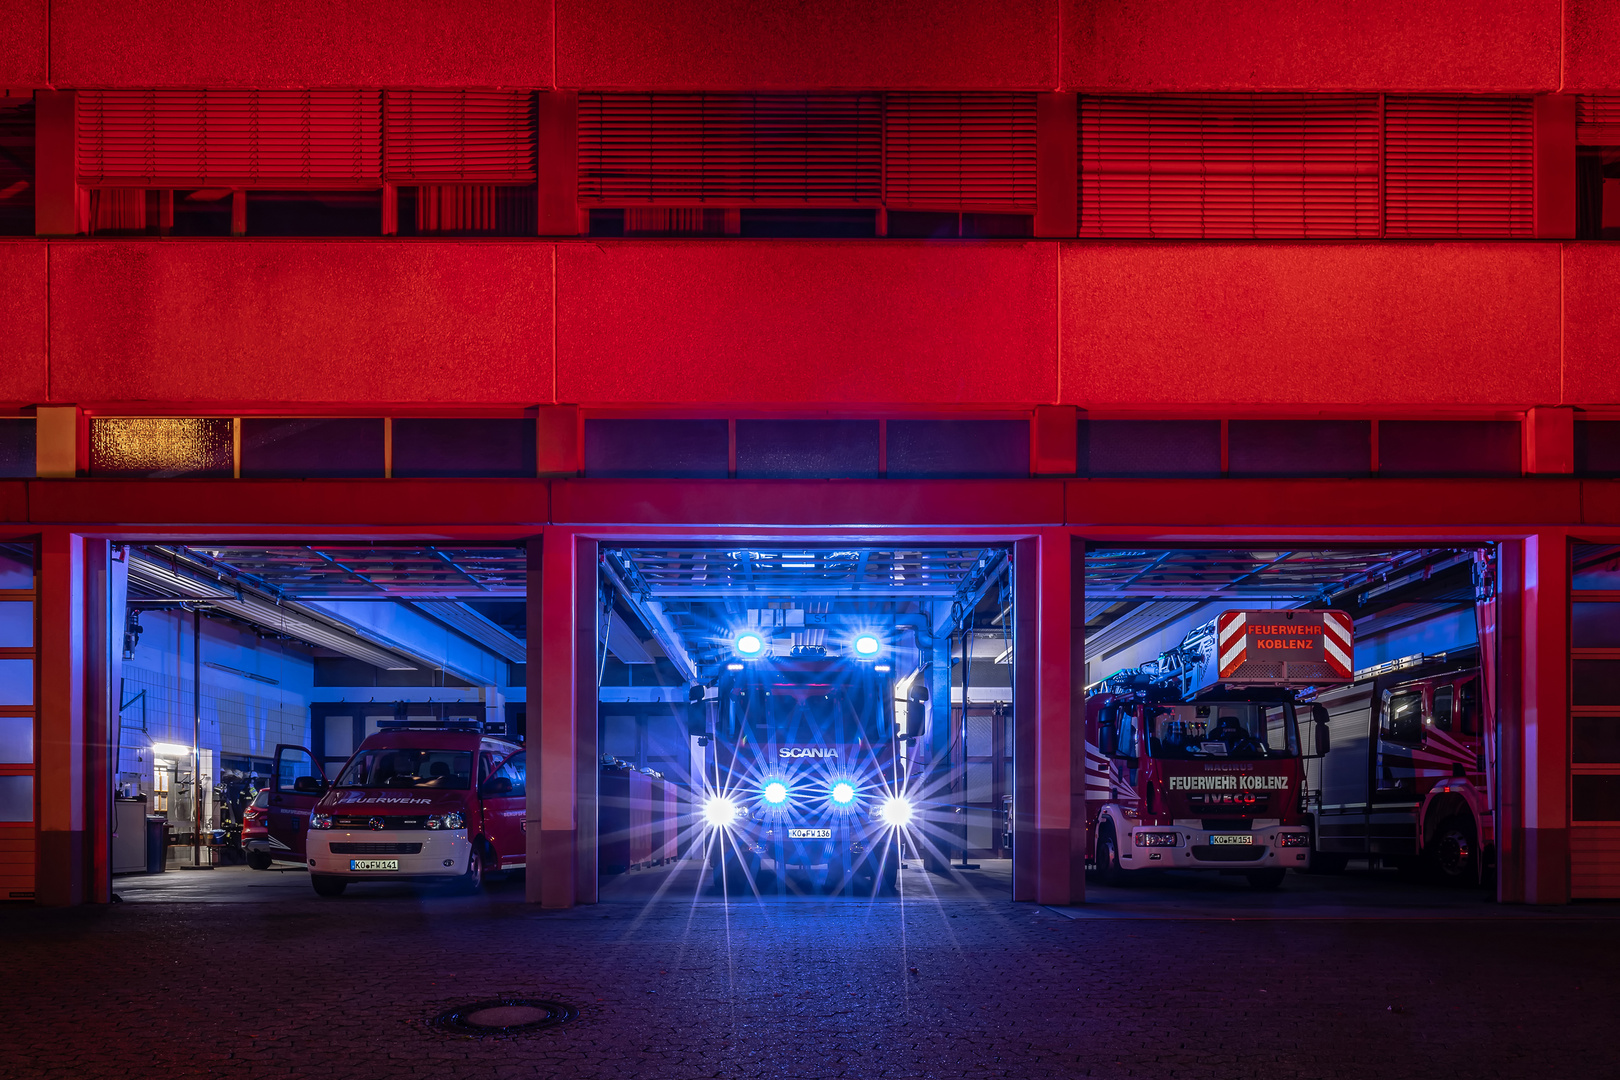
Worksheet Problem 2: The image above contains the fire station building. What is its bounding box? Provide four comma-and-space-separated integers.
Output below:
1, 0, 1619, 909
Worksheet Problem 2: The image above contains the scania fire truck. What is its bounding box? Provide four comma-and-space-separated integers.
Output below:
696, 638, 909, 895
1086, 609, 1351, 890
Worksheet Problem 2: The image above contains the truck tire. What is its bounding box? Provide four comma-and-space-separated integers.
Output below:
712, 849, 748, 894
1427, 814, 1478, 886
1245, 869, 1287, 891
311, 875, 346, 897
245, 850, 273, 871
1096, 823, 1136, 887
878, 848, 900, 895
457, 844, 485, 895
1305, 849, 1348, 875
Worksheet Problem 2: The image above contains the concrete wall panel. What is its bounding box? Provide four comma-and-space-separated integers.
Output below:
1061, 0, 1560, 91
556, 241, 1058, 406
50, 0, 552, 87
1061, 243, 1562, 408
47, 242, 554, 404
0, 243, 47, 404
0, 1, 47, 86
557, 0, 1057, 89
1563, 244, 1620, 406
1566, 1, 1620, 90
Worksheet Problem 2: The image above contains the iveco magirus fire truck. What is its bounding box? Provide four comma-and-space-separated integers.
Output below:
1086, 609, 1351, 889
697, 633, 909, 895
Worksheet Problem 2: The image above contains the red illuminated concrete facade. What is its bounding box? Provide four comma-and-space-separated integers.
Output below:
2, 0, 1618, 908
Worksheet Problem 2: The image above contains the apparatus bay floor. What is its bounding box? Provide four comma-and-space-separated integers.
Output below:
5, 861, 1618, 1080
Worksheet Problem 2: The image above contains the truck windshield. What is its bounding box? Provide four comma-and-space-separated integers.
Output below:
336, 749, 473, 790
1145, 703, 1298, 760
736, 685, 889, 745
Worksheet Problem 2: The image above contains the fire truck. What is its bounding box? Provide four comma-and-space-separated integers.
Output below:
1303, 651, 1490, 884
1086, 609, 1351, 890
694, 638, 910, 895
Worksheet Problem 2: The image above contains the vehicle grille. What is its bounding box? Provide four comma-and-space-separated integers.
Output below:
333, 816, 436, 830
1190, 845, 1265, 862
330, 842, 422, 855
1201, 819, 1252, 831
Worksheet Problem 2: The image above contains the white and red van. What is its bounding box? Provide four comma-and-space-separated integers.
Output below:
275, 724, 525, 897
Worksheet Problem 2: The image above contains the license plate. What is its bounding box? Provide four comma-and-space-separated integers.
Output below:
788, 828, 832, 840
1209, 834, 1254, 846
350, 859, 399, 871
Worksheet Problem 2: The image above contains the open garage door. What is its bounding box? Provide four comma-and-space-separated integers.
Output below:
593, 543, 1019, 902
1082, 544, 1497, 899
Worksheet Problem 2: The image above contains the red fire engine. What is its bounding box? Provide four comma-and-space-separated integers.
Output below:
1086, 609, 1351, 890
1304, 652, 1490, 883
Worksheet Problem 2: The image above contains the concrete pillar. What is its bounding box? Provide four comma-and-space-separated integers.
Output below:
37, 532, 86, 905
1013, 531, 1083, 904
1520, 532, 1571, 903
1036, 531, 1081, 905
525, 531, 598, 908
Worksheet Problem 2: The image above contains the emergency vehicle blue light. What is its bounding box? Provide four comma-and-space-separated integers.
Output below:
762, 780, 789, 805
830, 781, 856, 805
852, 634, 881, 658
734, 632, 765, 657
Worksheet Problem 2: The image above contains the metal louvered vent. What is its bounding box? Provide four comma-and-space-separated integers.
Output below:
884, 93, 1037, 212
1578, 94, 1620, 144
1384, 95, 1533, 238
578, 92, 883, 205
384, 89, 537, 184
76, 89, 382, 188
1079, 94, 1381, 239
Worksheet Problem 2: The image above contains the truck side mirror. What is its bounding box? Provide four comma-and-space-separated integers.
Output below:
292, 775, 324, 794
903, 683, 929, 740
480, 776, 513, 797
1311, 704, 1331, 756
686, 684, 709, 737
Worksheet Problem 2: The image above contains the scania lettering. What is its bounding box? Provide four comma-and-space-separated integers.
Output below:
1086, 609, 1350, 890
700, 658, 903, 894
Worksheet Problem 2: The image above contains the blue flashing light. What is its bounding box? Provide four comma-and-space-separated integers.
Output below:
852, 634, 881, 658
734, 632, 765, 657
762, 780, 789, 805
830, 781, 856, 806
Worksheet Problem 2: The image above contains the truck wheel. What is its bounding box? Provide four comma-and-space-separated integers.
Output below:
457, 844, 485, 895
245, 850, 273, 871
1246, 869, 1287, 891
311, 875, 346, 897
1305, 850, 1348, 875
1096, 824, 1135, 887
712, 850, 747, 894
1427, 815, 1478, 886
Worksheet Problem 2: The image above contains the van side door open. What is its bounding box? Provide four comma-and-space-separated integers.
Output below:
269, 744, 323, 859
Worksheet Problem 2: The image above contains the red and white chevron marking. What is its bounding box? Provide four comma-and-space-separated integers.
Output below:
1322, 610, 1354, 678
1217, 611, 1248, 678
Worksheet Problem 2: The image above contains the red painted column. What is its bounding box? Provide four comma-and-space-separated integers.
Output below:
526, 529, 599, 908
1520, 531, 1571, 903
36, 531, 86, 905
1035, 529, 1080, 905
1011, 538, 1037, 901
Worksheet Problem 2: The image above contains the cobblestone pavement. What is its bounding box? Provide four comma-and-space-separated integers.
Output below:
4, 863, 1618, 1080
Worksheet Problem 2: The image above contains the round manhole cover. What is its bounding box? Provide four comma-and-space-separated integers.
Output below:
431, 998, 576, 1037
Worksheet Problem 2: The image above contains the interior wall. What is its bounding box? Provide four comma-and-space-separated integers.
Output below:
117, 608, 315, 787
